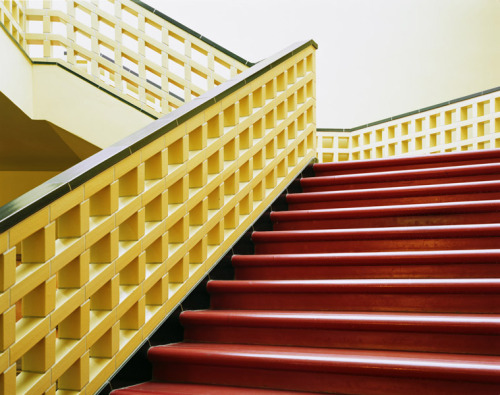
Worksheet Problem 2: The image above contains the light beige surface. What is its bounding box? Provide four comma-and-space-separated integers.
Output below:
32, 65, 154, 149
0, 18, 33, 117
148, 0, 500, 127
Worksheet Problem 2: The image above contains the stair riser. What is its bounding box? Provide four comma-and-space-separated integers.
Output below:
315, 157, 500, 176
184, 325, 500, 356
111, 382, 317, 395
210, 293, 500, 314
302, 174, 500, 193
234, 263, 500, 280
138, 149, 500, 395
288, 191, 500, 210
152, 362, 500, 395
254, 237, 500, 254
273, 212, 500, 230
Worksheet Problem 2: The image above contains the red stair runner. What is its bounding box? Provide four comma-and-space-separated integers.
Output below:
112, 150, 500, 394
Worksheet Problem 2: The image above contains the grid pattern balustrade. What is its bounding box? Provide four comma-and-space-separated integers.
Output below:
318, 90, 500, 163
0, 42, 316, 394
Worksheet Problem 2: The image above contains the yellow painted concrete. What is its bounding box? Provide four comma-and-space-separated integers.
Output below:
0, 171, 59, 206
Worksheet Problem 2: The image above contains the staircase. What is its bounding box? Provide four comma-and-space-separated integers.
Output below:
111, 149, 500, 395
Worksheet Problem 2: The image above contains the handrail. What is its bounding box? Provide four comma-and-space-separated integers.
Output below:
0, 39, 317, 394
0, 39, 317, 231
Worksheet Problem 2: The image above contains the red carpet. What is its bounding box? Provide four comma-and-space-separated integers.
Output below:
112, 149, 500, 394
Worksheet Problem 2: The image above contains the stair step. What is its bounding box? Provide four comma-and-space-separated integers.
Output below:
271, 200, 500, 230
208, 278, 500, 313
253, 224, 500, 254
287, 180, 500, 210
114, 149, 500, 394
313, 148, 500, 176
111, 382, 318, 394
303, 162, 500, 192
232, 250, 500, 279
148, 343, 500, 395
181, 310, 500, 355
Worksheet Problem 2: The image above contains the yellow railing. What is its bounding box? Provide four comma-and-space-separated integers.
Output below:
0, 39, 317, 394
0, 0, 250, 118
317, 88, 500, 163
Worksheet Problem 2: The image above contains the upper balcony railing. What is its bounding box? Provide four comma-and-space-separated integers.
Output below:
0, 0, 252, 117
317, 87, 500, 163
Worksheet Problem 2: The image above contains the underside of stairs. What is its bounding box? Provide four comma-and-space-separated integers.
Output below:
111, 149, 500, 395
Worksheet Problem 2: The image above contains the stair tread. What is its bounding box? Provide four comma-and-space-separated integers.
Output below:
312, 148, 500, 173
271, 200, 500, 221
303, 162, 500, 187
111, 382, 318, 394
232, 249, 500, 266
125, 150, 500, 393
287, 179, 500, 203
207, 278, 500, 293
253, 223, 500, 242
149, 342, 500, 381
181, 309, 500, 333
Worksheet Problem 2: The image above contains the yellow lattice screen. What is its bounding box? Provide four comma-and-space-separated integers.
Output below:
0, 41, 316, 394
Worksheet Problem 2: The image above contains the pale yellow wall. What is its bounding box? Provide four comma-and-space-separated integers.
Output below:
152, 0, 500, 127
319, 0, 500, 127
0, 25, 33, 117
32, 65, 154, 148
0, 171, 60, 206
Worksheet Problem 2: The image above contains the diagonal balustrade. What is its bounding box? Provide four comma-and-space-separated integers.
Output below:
0, 38, 317, 394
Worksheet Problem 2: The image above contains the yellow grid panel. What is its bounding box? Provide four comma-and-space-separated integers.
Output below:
0, 45, 317, 394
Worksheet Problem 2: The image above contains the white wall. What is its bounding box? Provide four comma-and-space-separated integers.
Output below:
149, 0, 500, 128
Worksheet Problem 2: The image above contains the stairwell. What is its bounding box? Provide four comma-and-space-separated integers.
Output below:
111, 149, 500, 395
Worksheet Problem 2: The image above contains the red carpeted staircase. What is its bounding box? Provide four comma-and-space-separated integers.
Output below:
112, 149, 500, 395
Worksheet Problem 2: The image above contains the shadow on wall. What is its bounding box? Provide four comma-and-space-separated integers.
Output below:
0, 92, 100, 206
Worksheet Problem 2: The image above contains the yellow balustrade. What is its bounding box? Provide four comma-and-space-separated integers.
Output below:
0, 39, 317, 394
317, 88, 500, 163
0, 0, 250, 118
